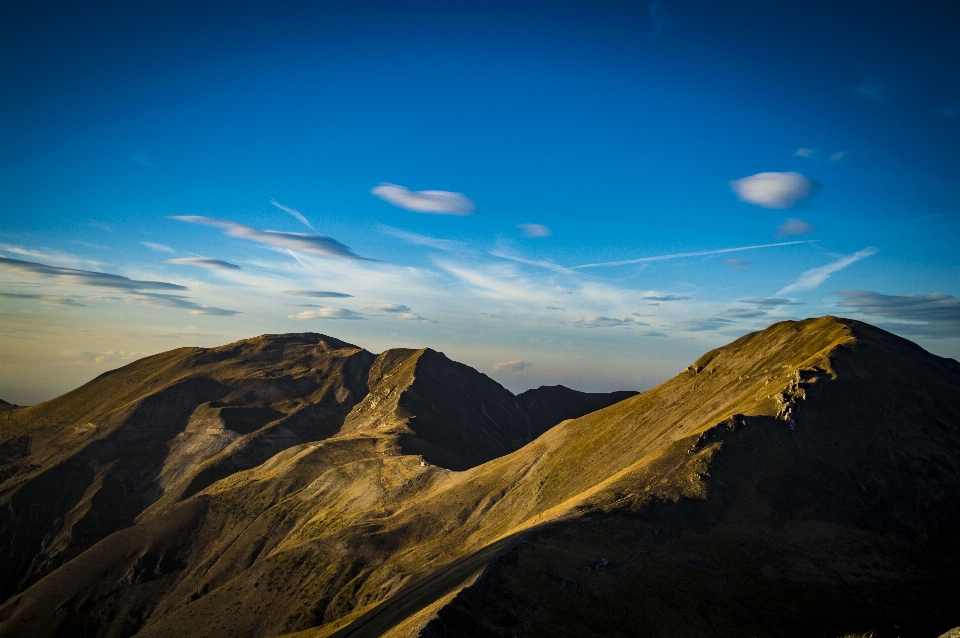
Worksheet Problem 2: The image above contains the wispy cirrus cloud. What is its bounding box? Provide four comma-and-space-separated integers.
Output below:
270, 199, 317, 232
371, 183, 474, 215
718, 308, 767, 319
283, 289, 353, 298
141, 241, 174, 253
775, 218, 817, 238
518, 223, 552, 238
0, 256, 185, 291
490, 360, 532, 373
730, 172, 813, 208
172, 216, 373, 261
572, 240, 812, 269
380, 226, 467, 252
776, 247, 878, 296
167, 257, 241, 270
738, 298, 801, 308
0, 292, 86, 306
288, 307, 364, 320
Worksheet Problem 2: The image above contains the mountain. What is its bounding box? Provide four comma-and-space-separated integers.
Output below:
0, 317, 957, 638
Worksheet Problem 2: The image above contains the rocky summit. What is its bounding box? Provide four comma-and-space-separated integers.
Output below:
0, 317, 958, 637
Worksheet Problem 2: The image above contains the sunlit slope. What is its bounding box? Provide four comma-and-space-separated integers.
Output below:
1, 317, 957, 637
0, 333, 374, 602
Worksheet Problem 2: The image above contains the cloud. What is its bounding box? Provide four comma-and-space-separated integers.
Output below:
490, 360, 532, 373
399, 312, 431, 322
127, 293, 239, 316
835, 290, 960, 338
172, 216, 372, 261
0, 256, 186, 291
270, 199, 317, 233
0, 292, 86, 306
776, 247, 878, 296
718, 308, 767, 319
673, 317, 735, 332
518, 223, 552, 238
288, 307, 364, 320
730, 172, 813, 209
642, 295, 690, 302
380, 226, 467, 252
830, 151, 846, 161
141, 242, 174, 253
775, 218, 817, 238
795, 148, 815, 157
738, 298, 800, 308
643, 331, 668, 337
573, 240, 812, 269
372, 304, 411, 313
283, 289, 353, 298
546, 306, 564, 311
575, 316, 634, 328
371, 183, 474, 215
167, 257, 241, 270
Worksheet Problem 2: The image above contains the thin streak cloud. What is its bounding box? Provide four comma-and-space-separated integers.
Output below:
776, 247, 878, 296
283, 290, 353, 298
380, 226, 466, 252
270, 199, 317, 232
167, 257, 241, 270
572, 241, 812, 269
171, 216, 374, 261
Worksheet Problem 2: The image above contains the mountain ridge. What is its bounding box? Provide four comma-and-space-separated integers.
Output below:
0, 317, 957, 637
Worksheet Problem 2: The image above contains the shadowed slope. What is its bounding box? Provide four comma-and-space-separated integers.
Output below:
516, 385, 638, 440
0, 318, 956, 637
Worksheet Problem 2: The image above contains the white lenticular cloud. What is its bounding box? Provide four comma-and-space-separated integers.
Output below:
371, 183, 475, 215
730, 172, 812, 209
518, 223, 552, 238
490, 360, 532, 373
288, 307, 364, 320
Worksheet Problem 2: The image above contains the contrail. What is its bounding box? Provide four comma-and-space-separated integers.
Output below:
271, 199, 318, 233
572, 240, 814, 269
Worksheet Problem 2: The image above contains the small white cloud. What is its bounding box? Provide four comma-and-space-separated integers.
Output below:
399, 312, 431, 321
490, 360, 532, 373
775, 218, 817, 238
518, 223, 552, 238
288, 307, 364, 320
167, 257, 241, 270
795, 148, 815, 157
830, 151, 846, 161
730, 172, 813, 209
380, 226, 467, 252
141, 242, 174, 253
575, 316, 634, 328
372, 303, 411, 313
371, 183, 474, 215
130, 151, 157, 171
776, 247, 878, 296
724, 258, 750, 271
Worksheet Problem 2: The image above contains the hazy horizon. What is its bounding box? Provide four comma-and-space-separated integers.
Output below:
2, 1, 958, 405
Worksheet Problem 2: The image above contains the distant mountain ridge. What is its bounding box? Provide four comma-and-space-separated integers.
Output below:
0, 318, 958, 638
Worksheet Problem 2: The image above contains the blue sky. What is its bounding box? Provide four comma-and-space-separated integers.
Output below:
2, 1, 959, 404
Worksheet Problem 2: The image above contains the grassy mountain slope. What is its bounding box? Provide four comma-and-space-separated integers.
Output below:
0, 318, 957, 637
